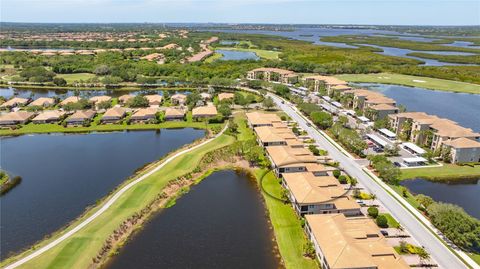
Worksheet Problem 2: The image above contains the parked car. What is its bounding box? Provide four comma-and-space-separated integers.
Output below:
393, 161, 401, 167
306, 122, 311, 127
380, 230, 389, 236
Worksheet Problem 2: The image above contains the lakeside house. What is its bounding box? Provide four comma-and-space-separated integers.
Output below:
0, 97, 30, 109
245, 112, 282, 128
118, 94, 134, 104
29, 97, 55, 107
389, 112, 480, 163
0, 111, 35, 126
66, 110, 96, 126
192, 105, 217, 119
89, 95, 112, 105
171, 93, 188, 105
145, 95, 163, 106
60, 96, 81, 106
368, 104, 399, 121
302, 75, 349, 93
247, 68, 299, 84
164, 107, 185, 121
305, 214, 409, 269
130, 107, 158, 123
282, 172, 361, 216
265, 146, 318, 176
101, 107, 126, 124
217, 92, 235, 102
254, 126, 304, 148
32, 110, 65, 124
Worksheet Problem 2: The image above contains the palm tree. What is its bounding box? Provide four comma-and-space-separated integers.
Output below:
370, 193, 377, 201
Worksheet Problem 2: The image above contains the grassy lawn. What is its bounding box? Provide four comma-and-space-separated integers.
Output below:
255, 169, 318, 269
336, 73, 480, 94
214, 47, 280, 60
234, 112, 255, 141
389, 184, 422, 209
2, 133, 235, 269
400, 164, 480, 181
467, 253, 480, 265
56, 73, 97, 83
0, 119, 220, 136
379, 213, 400, 228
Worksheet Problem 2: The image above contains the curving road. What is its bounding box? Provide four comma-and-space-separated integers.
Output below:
269, 94, 477, 269
3, 125, 227, 269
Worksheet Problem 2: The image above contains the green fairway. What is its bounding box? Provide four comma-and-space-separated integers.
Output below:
214, 47, 280, 60
56, 73, 97, 83
2, 133, 235, 269
204, 52, 223, 63
400, 164, 480, 181
336, 73, 480, 94
254, 169, 318, 269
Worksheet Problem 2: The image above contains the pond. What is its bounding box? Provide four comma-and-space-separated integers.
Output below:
0, 87, 191, 99
0, 128, 205, 258
215, 49, 260, 61
356, 83, 480, 132
401, 178, 480, 219
106, 170, 281, 269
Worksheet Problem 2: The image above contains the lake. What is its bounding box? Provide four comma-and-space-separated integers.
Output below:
106, 170, 281, 269
0, 129, 205, 258
215, 49, 260, 61
401, 178, 480, 219
356, 83, 480, 132
0, 87, 191, 99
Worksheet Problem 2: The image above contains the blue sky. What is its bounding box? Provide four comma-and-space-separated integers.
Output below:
1, 0, 479, 25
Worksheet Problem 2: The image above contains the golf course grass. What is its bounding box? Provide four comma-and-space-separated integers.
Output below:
400, 164, 480, 181
336, 73, 480, 94
56, 73, 97, 83
1, 132, 235, 269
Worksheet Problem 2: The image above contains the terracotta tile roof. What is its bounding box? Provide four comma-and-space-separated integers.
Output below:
1, 97, 29, 107
131, 107, 158, 119
67, 110, 96, 121
118, 94, 134, 103
89, 95, 112, 104
0, 111, 35, 122
60, 96, 81, 106
165, 107, 185, 118
305, 214, 409, 269
443, 137, 480, 149
102, 107, 126, 118
145, 95, 163, 105
250, 68, 295, 75
217, 92, 234, 101
370, 104, 398, 111
246, 112, 282, 126
266, 146, 317, 167
192, 105, 217, 117
32, 110, 64, 121
303, 75, 347, 85
29, 97, 55, 107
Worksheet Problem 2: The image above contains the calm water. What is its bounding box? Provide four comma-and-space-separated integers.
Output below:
107, 170, 280, 269
206, 28, 477, 65
357, 44, 474, 66
401, 178, 480, 219
0, 88, 190, 99
215, 49, 260, 61
357, 83, 480, 132
0, 129, 205, 258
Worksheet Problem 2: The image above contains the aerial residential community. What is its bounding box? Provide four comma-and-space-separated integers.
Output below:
1, 1, 480, 269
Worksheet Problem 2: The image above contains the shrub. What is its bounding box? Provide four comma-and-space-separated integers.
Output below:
367, 206, 379, 218
280, 115, 287, 121
308, 145, 320, 156
376, 215, 388, 228
338, 175, 347, 184
303, 241, 316, 258
333, 169, 341, 178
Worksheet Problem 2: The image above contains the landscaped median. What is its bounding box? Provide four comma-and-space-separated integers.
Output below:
1, 127, 234, 269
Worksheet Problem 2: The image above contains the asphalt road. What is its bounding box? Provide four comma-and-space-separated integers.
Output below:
269, 94, 470, 269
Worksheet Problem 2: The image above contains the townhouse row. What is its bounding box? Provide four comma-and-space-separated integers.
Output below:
389, 112, 480, 163
246, 112, 408, 269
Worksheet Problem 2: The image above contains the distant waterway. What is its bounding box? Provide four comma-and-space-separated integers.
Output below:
357, 83, 480, 132
106, 170, 281, 269
0, 129, 205, 258
401, 178, 480, 219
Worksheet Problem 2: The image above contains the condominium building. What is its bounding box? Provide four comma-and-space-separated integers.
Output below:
247, 68, 299, 84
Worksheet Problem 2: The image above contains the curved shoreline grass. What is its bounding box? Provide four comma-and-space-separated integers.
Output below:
1, 131, 234, 269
